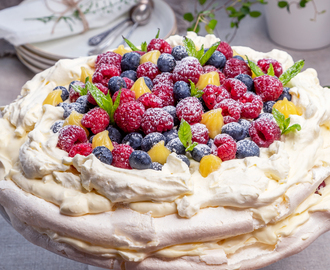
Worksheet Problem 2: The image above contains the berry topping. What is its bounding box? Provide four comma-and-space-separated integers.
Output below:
178, 154, 190, 167
163, 129, 179, 144
140, 50, 161, 65
147, 38, 172, 54
173, 81, 191, 101
87, 83, 108, 105
191, 144, 211, 162
203, 65, 226, 84
152, 83, 175, 107
108, 76, 127, 96
277, 87, 292, 101
122, 132, 143, 149
51, 120, 64, 133
153, 72, 174, 86
216, 41, 233, 60
129, 150, 152, 169
62, 102, 85, 119
137, 92, 163, 109
106, 125, 122, 144
151, 162, 163, 171
249, 117, 281, 147
199, 155, 222, 177
81, 107, 110, 134
166, 138, 185, 155
202, 85, 231, 110
143, 76, 154, 90
235, 74, 254, 92
263, 101, 275, 114
54, 86, 69, 101
96, 51, 122, 70
172, 57, 203, 84
136, 62, 160, 80
123, 77, 134, 89
205, 50, 226, 69
93, 146, 113, 165
162, 106, 180, 126
257, 58, 283, 77
121, 52, 141, 71
176, 97, 204, 124
69, 81, 84, 102
222, 78, 247, 100
171, 45, 188, 61
214, 134, 237, 161
112, 88, 135, 105
114, 101, 145, 133
239, 92, 263, 119
254, 75, 283, 102
238, 119, 251, 137
214, 98, 241, 124
141, 132, 166, 152
112, 144, 134, 169
68, 143, 93, 158
92, 63, 121, 87
221, 122, 246, 141
191, 123, 209, 144
223, 58, 252, 78
236, 140, 260, 159
273, 97, 300, 119
121, 70, 137, 82
57, 125, 87, 152
141, 108, 174, 134
157, 53, 176, 73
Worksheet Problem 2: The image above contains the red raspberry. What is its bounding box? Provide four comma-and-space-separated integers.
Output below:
68, 143, 93, 158
223, 58, 252, 78
114, 101, 145, 133
239, 92, 263, 119
123, 77, 134, 89
191, 123, 209, 144
172, 57, 203, 84
203, 65, 226, 84
141, 108, 174, 134
134, 51, 146, 56
92, 63, 121, 87
137, 93, 163, 109
69, 81, 84, 102
112, 144, 134, 169
147, 38, 172, 54
257, 58, 283, 78
95, 51, 122, 70
249, 118, 281, 148
222, 78, 247, 100
57, 125, 87, 152
112, 88, 135, 105
81, 107, 110, 134
216, 41, 233, 60
136, 62, 160, 80
214, 134, 237, 161
87, 83, 108, 105
176, 97, 204, 124
153, 72, 173, 86
214, 98, 241, 124
254, 75, 283, 102
316, 181, 326, 194
202, 85, 231, 110
152, 83, 175, 107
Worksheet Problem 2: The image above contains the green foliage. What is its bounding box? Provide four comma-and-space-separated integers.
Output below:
189, 80, 204, 98
272, 108, 301, 135
279, 60, 305, 86
178, 119, 198, 151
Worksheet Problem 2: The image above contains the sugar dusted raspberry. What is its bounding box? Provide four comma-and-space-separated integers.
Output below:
257, 58, 283, 78
203, 65, 226, 84
92, 63, 121, 87
222, 78, 247, 100
147, 38, 172, 54
112, 144, 134, 169
123, 77, 134, 89
202, 85, 231, 110
81, 107, 110, 134
176, 97, 204, 124
112, 88, 135, 105
214, 98, 241, 124
152, 83, 175, 107
239, 92, 263, 119
114, 101, 145, 133
214, 134, 237, 161
95, 51, 122, 70
141, 108, 174, 134
254, 75, 283, 102
136, 62, 160, 80
216, 41, 233, 60
87, 83, 108, 105
68, 143, 93, 158
57, 125, 87, 152
172, 57, 203, 84
153, 72, 173, 86
223, 58, 252, 78
191, 123, 209, 144
137, 93, 163, 109
69, 81, 84, 102
249, 117, 281, 148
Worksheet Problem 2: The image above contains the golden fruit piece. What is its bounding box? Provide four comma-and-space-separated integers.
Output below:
43, 90, 63, 106
196, 71, 220, 90
92, 130, 114, 151
63, 110, 89, 136
113, 45, 132, 56
80, 66, 93, 83
200, 108, 224, 139
148, 141, 171, 165
273, 97, 301, 119
232, 50, 247, 60
199, 155, 222, 178
131, 77, 152, 99
140, 50, 161, 65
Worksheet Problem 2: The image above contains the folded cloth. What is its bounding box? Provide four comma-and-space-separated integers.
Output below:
0, 0, 137, 46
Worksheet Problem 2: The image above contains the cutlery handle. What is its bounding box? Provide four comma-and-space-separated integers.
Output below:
118, 22, 139, 47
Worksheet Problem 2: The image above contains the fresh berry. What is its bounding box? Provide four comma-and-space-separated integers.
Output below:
137, 93, 163, 109
235, 74, 254, 92
76, 95, 93, 113
177, 154, 190, 167
153, 72, 173, 86
148, 141, 171, 164
123, 77, 134, 89
163, 129, 178, 144
92, 146, 113, 165
233, 55, 245, 61
122, 132, 143, 149
151, 162, 163, 171
57, 125, 87, 152
96, 51, 122, 70
223, 58, 252, 78
199, 155, 222, 177
171, 45, 188, 61
157, 53, 176, 72
207, 138, 214, 148
214, 98, 241, 124
166, 138, 185, 155
191, 144, 211, 162
173, 81, 191, 101
114, 101, 145, 133
222, 78, 247, 100
87, 83, 108, 105
277, 87, 292, 101
147, 38, 172, 54
137, 62, 160, 80
112, 88, 135, 104
254, 75, 283, 102
106, 125, 122, 144
121, 70, 137, 81
108, 76, 127, 96
152, 83, 175, 107
129, 150, 152, 170
216, 41, 233, 60
202, 85, 231, 110
141, 108, 174, 135
236, 140, 260, 159
263, 101, 275, 114
172, 57, 203, 84
69, 81, 84, 102
221, 122, 246, 141
92, 63, 121, 87
238, 119, 251, 137
68, 143, 93, 157
141, 132, 166, 152
239, 92, 263, 119
51, 120, 64, 133
54, 86, 69, 101
81, 107, 110, 134
176, 97, 204, 124
203, 66, 226, 84
112, 144, 134, 169
63, 102, 85, 119
205, 50, 226, 69
162, 106, 180, 126
257, 113, 276, 122
249, 117, 281, 147
191, 123, 209, 144
143, 76, 154, 90
62, 111, 88, 136
257, 58, 283, 78
121, 52, 141, 71
214, 134, 237, 161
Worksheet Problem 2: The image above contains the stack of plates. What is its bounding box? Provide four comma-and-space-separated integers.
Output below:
15, 0, 177, 73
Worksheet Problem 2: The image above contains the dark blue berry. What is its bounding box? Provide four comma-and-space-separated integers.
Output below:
68, 80, 84, 92
222, 122, 246, 141
263, 101, 275, 114
89, 135, 95, 143
63, 102, 85, 119
191, 144, 211, 162
238, 119, 251, 138
122, 132, 143, 149
151, 162, 163, 171
171, 45, 188, 61
163, 129, 178, 144
129, 150, 152, 170
277, 87, 292, 101
121, 70, 137, 82
54, 86, 69, 101
107, 126, 122, 143
51, 120, 64, 133
173, 81, 191, 101
207, 139, 214, 148
141, 132, 166, 152
108, 76, 127, 96
92, 146, 113, 165
166, 138, 185, 155
121, 52, 141, 71
76, 95, 93, 113
205, 50, 226, 69
177, 154, 190, 167
233, 55, 245, 61
257, 113, 275, 122
143, 77, 153, 90
162, 106, 179, 126
235, 74, 254, 92
236, 140, 260, 159
157, 53, 176, 73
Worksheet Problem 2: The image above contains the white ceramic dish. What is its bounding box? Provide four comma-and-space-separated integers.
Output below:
16, 48, 55, 70
16, 52, 44, 74
16, 46, 57, 66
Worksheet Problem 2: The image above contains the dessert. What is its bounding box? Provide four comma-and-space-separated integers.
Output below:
1, 32, 330, 269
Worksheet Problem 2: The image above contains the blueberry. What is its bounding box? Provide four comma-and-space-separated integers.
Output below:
163, 129, 178, 144
68, 80, 84, 92
277, 87, 292, 101
222, 122, 246, 141
121, 52, 141, 71
122, 132, 143, 149
63, 102, 85, 118
171, 45, 188, 61
191, 144, 211, 162
162, 106, 179, 126
233, 55, 245, 61
166, 138, 185, 155
92, 146, 113, 165
141, 132, 166, 152
157, 53, 176, 73
173, 81, 191, 101
54, 86, 69, 101
142, 76, 153, 90
129, 150, 152, 170
205, 50, 226, 69
107, 126, 122, 143
177, 154, 190, 167
151, 162, 163, 171
51, 120, 64, 133
108, 76, 127, 96
89, 135, 95, 143
236, 140, 260, 159
121, 70, 137, 82
76, 95, 93, 113
258, 113, 275, 122
235, 74, 254, 92
207, 138, 214, 148
263, 101, 275, 114
238, 119, 251, 138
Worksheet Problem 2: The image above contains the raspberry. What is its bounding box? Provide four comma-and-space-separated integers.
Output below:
69, 81, 84, 102
239, 92, 263, 119
123, 77, 134, 89
95, 51, 122, 70
214, 98, 241, 124
254, 75, 283, 102
141, 108, 174, 134
223, 58, 252, 78
257, 58, 283, 78
249, 118, 281, 148
68, 143, 93, 158
92, 63, 121, 87
112, 88, 135, 105
203, 65, 226, 84
136, 62, 160, 80
214, 134, 237, 161
222, 78, 247, 100
153, 72, 173, 86
216, 41, 233, 60
81, 108, 110, 134
87, 83, 108, 105
152, 83, 175, 107
134, 50, 146, 56
172, 57, 203, 84
112, 144, 134, 169
137, 93, 163, 109
191, 123, 209, 144
57, 125, 87, 152
147, 38, 172, 54
202, 85, 231, 110
176, 97, 204, 124
114, 101, 145, 133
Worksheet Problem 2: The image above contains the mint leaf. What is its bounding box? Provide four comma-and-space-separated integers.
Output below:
189, 80, 204, 98
109, 90, 121, 124
246, 56, 264, 77
272, 108, 285, 131
194, 90, 204, 98
86, 81, 112, 117
155, 28, 160, 38
122, 36, 140, 51
196, 44, 205, 60
186, 142, 198, 151
272, 108, 301, 135
178, 119, 192, 148
267, 63, 275, 76
72, 84, 88, 96
199, 41, 220, 66
183, 37, 197, 58
141, 41, 147, 52
283, 117, 290, 130
279, 60, 305, 86
85, 76, 90, 84
282, 123, 301, 134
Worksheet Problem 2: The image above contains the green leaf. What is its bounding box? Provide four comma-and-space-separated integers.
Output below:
186, 142, 198, 152
155, 28, 160, 38
246, 56, 264, 77
283, 117, 291, 130
199, 41, 220, 66
279, 59, 305, 86
283, 124, 301, 134
240, 6, 250, 14
71, 84, 88, 96
208, 19, 217, 30
249, 11, 261, 17
226, 6, 236, 13
178, 119, 193, 148
86, 81, 112, 117
183, 12, 194, 22
199, 0, 207, 5
122, 36, 140, 51
140, 41, 147, 52
267, 63, 275, 76
272, 108, 285, 131
109, 90, 121, 124
183, 37, 197, 58
196, 44, 205, 60
194, 90, 204, 98
189, 79, 196, 96
85, 76, 90, 84
278, 1, 288, 8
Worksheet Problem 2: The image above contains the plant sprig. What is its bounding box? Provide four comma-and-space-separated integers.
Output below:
123, 29, 160, 53
189, 80, 204, 98
178, 119, 198, 151
272, 108, 301, 135
278, 59, 305, 86
71, 76, 90, 96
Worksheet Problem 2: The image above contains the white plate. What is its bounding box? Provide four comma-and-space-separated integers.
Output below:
16, 52, 44, 74
16, 46, 56, 68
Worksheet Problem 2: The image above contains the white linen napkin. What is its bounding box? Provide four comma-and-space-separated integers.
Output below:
0, 0, 137, 46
